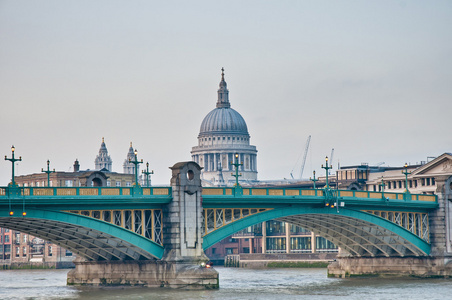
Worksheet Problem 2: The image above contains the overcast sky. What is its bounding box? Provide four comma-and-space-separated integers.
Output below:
1, 1, 451, 186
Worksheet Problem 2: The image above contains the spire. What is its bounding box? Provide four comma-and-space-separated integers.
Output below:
216, 67, 230, 108
124, 142, 136, 174
95, 138, 112, 171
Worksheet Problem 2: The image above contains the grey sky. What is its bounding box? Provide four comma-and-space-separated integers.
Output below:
1, 1, 451, 185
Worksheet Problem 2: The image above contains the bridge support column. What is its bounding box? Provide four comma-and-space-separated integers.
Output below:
160, 161, 218, 288
327, 257, 452, 278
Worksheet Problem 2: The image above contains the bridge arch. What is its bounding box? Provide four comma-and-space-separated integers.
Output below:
0, 209, 164, 261
203, 207, 431, 257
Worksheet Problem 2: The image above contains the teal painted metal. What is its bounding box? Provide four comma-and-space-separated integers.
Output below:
202, 206, 431, 256
202, 187, 438, 211
0, 209, 165, 259
0, 186, 172, 211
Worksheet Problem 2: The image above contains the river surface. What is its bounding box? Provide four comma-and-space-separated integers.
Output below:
0, 267, 451, 300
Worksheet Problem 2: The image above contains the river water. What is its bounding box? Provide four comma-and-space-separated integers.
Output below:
0, 267, 451, 300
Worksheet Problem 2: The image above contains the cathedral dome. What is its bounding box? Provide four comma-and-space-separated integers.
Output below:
198, 68, 249, 137
199, 107, 249, 136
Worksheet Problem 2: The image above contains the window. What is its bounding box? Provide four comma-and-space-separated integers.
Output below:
23, 246, 27, 256
23, 234, 27, 243
65, 180, 73, 187
5, 235, 10, 243
126, 182, 131, 187
226, 248, 234, 255
290, 237, 311, 251
432, 178, 435, 185
107, 180, 111, 187
15, 247, 19, 257
48, 246, 52, 256
116, 181, 121, 187
65, 249, 72, 256
426, 178, 431, 186
211, 248, 216, 254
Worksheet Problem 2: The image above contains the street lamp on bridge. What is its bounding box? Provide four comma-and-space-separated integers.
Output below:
41, 160, 55, 187
402, 163, 411, 195
129, 149, 143, 186
142, 162, 154, 187
321, 156, 332, 188
4, 145, 21, 188
379, 178, 386, 193
231, 153, 243, 187
310, 170, 319, 189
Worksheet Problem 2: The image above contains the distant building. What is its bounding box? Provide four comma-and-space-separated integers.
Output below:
123, 142, 138, 175
336, 153, 452, 195
15, 139, 135, 188
191, 69, 258, 186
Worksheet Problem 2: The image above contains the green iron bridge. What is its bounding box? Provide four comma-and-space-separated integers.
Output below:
0, 185, 437, 261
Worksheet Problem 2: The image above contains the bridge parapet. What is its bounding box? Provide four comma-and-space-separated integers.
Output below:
0, 186, 171, 197
203, 187, 437, 202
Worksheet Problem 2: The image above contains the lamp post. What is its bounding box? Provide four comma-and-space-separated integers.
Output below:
230, 153, 243, 187
402, 163, 411, 194
129, 149, 143, 186
310, 170, 319, 189
4, 145, 22, 188
379, 179, 386, 193
321, 156, 332, 188
142, 162, 154, 187
41, 160, 55, 187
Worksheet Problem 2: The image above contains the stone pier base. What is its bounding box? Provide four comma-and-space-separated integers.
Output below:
328, 256, 452, 278
67, 259, 219, 289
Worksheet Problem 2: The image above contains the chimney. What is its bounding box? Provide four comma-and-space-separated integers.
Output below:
74, 159, 80, 172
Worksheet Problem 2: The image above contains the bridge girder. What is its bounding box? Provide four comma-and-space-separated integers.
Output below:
0, 209, 164, 261
203, 207, 431, 257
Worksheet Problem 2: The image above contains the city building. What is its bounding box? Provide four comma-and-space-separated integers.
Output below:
15, 139, 135, 188
336, 153, 452, 195
191, 69, 258, 186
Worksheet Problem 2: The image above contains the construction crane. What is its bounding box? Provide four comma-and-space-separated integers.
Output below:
289, 135, 311, 180
300, 135, 311, 179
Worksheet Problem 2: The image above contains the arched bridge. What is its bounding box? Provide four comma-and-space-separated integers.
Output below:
0, 185, 437, 261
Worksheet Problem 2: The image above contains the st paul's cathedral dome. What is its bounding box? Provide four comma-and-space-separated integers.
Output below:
192, 69, 258, 186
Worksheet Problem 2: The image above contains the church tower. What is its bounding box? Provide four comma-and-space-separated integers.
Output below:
123, 142, 137, 174
94, 137, 112, 171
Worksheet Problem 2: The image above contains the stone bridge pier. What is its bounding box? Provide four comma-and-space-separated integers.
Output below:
328, 175, 452, 278
67, 161, 219, 288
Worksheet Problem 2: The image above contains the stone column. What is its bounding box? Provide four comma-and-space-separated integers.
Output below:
262, 221, 267, 253
160, 161, 218, 287
430, 175, 452, 255
285, 223, 291, 254
311, 232, 316, 253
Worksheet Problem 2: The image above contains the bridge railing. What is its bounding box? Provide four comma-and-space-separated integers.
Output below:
0, 186, 171, 197
203, 187, 437, 202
